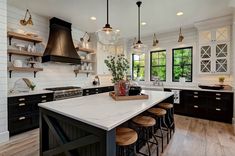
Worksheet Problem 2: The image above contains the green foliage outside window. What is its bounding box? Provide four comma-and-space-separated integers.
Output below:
172, 47, 193, 82
132, 54, 145, 81
151, 50, 166, 81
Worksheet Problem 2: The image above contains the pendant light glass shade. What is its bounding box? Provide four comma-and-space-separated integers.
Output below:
131, 1, 147, 54
97, 0, 120, 45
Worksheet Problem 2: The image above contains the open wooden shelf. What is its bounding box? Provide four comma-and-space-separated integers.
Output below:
8, 67, 43, 78
81, 59, 96, 63
8, 49, 43, 57
75, 47, 95, 53
7, 31, 43, 45
74, 69, 95, 77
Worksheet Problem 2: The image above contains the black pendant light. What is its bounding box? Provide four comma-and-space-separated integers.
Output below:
178, 27, 184, 42
132, 1, 147, 54
97, 0, 120, 45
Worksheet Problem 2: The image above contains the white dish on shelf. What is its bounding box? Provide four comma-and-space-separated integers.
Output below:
14, 43, 25, 51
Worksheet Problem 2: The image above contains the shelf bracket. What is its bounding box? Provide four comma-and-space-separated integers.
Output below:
9, 37, 12, 46
9, 70, 12, 78
34, 71, 37, 78
9, 54, 12, 62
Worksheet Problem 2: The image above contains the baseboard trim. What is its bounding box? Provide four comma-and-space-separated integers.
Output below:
0, 131, 9, 144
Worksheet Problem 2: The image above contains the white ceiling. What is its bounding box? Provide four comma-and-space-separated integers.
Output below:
8, 0, 233, 38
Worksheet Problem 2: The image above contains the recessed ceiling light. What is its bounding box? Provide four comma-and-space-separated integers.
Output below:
141, 22, 147, 26
90, 16, 97, 20
177, 12, 184, 16
116, 29, 120, 32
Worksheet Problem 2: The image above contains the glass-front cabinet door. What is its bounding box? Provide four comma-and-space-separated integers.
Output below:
198, 26, 230, 74
200, 45, 212, 73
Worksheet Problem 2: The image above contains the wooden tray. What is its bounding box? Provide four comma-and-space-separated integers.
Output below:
109, 92, 149, 101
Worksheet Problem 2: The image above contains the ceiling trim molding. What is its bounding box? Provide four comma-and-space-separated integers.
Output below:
194, 15, 233, 30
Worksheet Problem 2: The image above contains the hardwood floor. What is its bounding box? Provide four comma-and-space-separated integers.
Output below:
0, 115, 235, 156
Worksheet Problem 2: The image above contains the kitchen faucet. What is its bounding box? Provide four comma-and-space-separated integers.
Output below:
153, 76, 163, 86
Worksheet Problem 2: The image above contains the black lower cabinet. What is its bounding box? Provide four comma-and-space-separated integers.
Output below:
8, 93, 53, 136
182, 90, 233, 123
83, 86, 114, 96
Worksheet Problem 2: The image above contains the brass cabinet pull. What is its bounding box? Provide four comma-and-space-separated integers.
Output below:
86, 90, 89, 92
194, 92, 198, 94
216, 93, 221, 96
96, 92, 99, 94
216, 97, 221, 100
19, 117, 26, 120
41, 95, 47, 98
19, 98, 25, 101
216, 108, 221, 111
95, 89, 99, 91
194, 105, 199, 108
18, 103, 26, 106
41, 100, 47, 103
194, 96, 198, 98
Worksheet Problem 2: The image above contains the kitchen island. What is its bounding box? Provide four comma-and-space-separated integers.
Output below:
39, 90, 174, 156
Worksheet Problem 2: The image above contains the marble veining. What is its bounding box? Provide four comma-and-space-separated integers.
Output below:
39, 90, 174, 131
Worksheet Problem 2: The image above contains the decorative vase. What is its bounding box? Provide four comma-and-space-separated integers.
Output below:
114, 80, 127, 96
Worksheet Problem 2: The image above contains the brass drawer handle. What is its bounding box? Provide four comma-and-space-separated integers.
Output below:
216, 97, 221, 100
216, 108, 221, 111
86, 90, 89, 92
19, 117, 26, 120
18, 98, 25, 101
41, 100, 47, 103
86, 93, 89, 95
194, 96, 198, 98
194, 105, 199, 108
41, 95, 47, 98
216, 93, 221, 96
95, 89, 99, 91
96, 92, 99, 94
18, 103, 26, 107
194, 92, 198, 94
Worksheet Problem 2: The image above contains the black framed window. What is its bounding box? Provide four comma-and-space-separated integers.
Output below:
132, 54, 145, 81
172, 47, 193, 82
150, 50, 166, 81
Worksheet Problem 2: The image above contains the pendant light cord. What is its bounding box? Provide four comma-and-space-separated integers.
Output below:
136, 1, 142, 43
107, 0, 109, 24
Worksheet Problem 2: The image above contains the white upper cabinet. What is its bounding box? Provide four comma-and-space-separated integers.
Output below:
195, 15, 232, 75
198, 26, 230, 74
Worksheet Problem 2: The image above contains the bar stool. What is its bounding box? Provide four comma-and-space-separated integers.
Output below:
158, 103, 175, 138
147, 108, 169, 153
116, 127, 138, 156
132, 116, 159, 156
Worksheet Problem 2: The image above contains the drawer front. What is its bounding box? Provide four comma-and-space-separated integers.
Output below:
8, 93, 54, 105
8, 103, 32, 118
8, 114, 38, 135
187, 104, 208, 118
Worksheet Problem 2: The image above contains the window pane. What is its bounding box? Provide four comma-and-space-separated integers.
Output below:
150, 50, 166, 81
172, 47, 193, 82
151, 66, 166, 81
132, 54, 145, 81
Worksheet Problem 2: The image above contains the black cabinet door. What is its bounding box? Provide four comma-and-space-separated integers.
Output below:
83, 86, 114, 96
206, 92, 233, 123
183, 91, 208, 118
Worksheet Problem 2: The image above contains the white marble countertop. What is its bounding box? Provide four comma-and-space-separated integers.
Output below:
39, 90, 174, 131
8, 90, 54, 98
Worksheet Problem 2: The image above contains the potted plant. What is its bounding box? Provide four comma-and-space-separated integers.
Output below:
104, 54, 129, 96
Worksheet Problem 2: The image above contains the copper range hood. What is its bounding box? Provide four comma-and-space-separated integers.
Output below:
42, 17, 81, 64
